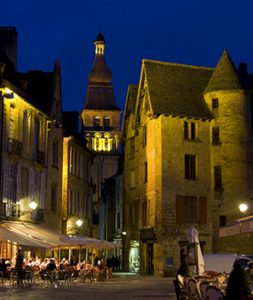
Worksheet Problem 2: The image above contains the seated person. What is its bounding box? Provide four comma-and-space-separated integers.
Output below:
46, 258, 57, 271
246, 261, 253, 283
177, 254, 190, 278
0, 258, 7, 277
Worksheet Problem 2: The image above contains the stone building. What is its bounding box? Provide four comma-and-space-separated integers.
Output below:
62, 111, 93, 236
0, 26, 63, 258
81, 33, 121, 238
122, 50, 253, 275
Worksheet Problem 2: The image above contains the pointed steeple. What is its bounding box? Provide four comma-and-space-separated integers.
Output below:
204, 49, 242, 93
84, 32, 120, 110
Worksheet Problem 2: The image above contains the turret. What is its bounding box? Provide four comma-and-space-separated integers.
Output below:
203, 49, 252, 227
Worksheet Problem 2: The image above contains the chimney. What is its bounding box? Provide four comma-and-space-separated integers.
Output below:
0, 27, 18, 72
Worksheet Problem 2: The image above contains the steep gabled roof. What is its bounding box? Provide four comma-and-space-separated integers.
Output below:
124, 84, 138, 118
121, 84, 138, 138
16, 70, 54, 115
143, 60, 213, 119
204, 49, 242, 93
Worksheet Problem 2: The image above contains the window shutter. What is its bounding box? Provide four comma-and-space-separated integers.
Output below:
176, 195, 184, 224
199, 197, 207, 224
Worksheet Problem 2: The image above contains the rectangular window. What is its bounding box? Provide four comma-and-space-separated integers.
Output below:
176, 195, 207, 224
219, 215, 226, 226
185, 196, 198, 223
214, 166, 222, 189
212, 98, 219, 109
184, 122, 189, 139
184, 121, 196, 140
212, 127, 220, 144
144, 162, 148, 183
185, 155, 197, 179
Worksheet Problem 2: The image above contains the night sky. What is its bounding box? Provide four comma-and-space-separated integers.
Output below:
1, 0, 253, 113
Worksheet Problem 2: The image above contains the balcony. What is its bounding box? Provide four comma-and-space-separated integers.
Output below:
0, 202, 44, 222
8, 138, 23, 155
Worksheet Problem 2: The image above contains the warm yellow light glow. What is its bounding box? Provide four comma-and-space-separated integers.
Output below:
75, 219, 83, 227
29, 201, 37, 210
5, 88, 13, 94
239, 203, 248, 213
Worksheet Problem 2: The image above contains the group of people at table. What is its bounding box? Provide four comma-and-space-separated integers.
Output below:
176, 253, 253, 300
0, 249, 112, 287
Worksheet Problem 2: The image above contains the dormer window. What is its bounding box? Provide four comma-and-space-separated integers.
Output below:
93, 116, 100, 127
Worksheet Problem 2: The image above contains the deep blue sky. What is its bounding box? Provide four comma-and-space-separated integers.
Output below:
2, 0, 253, 113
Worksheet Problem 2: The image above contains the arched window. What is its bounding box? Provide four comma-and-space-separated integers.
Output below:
93, 116, 100, 127
93, 133, 102, 151
103, 116, 110, 127
103, 133, 112, 151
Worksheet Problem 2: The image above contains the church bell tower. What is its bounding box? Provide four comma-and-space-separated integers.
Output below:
81, 33, 121, 238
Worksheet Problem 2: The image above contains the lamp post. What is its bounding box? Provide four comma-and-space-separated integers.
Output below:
121, 231, 127, 271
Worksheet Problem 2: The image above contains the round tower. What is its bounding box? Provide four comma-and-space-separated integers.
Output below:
203, 49, 252, 228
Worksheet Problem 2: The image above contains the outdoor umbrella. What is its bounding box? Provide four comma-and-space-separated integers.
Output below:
188, 225, 205, 275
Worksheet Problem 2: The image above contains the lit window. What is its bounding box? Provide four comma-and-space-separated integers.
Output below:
103, 117, 110, 127
93, 116, 100, 127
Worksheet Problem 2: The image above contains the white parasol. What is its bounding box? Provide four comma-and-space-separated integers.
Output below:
188, 225, 205, 275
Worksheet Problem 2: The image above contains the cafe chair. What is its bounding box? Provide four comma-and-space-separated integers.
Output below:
205, 285, 224, 300
186, 277, 200, 299
198, 280, 210, 300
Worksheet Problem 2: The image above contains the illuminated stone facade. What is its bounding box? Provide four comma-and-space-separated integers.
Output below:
81, 33, 121, 238
122, 51, 253, 275
62, 112, 93, 236
0, 27, 63, 232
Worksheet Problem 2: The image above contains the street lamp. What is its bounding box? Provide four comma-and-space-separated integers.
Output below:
29, 201, 38, 210
75, 219, 83, 227
121, 231, 127, 271
239, 203, 248, 214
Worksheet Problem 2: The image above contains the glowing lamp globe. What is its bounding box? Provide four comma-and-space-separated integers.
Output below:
75, 219, 83, 227
239, 203, 248, 213
29, 201, 37, 210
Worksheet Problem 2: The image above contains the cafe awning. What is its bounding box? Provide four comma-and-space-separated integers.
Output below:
219, 215, 253, 237
0, 221, 119, 250
0, 222, 55, 249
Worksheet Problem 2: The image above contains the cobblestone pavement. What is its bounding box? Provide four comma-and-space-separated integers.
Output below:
0, 273, 177, 300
